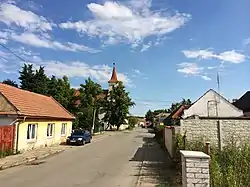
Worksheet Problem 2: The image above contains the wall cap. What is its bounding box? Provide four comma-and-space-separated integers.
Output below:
180, 150, 210, 159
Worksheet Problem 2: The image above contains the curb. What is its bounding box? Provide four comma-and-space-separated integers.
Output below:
0, 150, 64, 171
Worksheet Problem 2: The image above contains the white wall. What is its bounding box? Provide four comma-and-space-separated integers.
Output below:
164, 127, 174, 157
183, 90, 243, 118
0, 117, 16, 126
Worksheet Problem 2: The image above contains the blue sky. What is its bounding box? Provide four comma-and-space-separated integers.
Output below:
0, 0, 250, 116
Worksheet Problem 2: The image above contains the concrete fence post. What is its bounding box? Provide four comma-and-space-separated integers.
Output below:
180, 150, 210, 187
217, 120, 223, 151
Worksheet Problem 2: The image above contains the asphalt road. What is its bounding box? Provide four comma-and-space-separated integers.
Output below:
0, 128, 173, 187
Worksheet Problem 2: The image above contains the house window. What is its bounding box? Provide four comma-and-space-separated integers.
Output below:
47, 123, 54, 137
27, 124, 37, 140
61, 123, 67, 136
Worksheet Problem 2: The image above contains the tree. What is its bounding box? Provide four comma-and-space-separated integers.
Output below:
2, 79, 18, 87
128, 116, 138, 129
19, 64, 36, 91
145, 110, 154, 122
47, 75, 76, 113
167, 98, 192, 113
76, 78, 103, 131
103, 82, 135, 130
32, 66, 49, 95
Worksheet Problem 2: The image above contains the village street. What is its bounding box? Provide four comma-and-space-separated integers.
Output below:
0, 128, 174, 187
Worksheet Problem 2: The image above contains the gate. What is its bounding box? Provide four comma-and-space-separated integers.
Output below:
0, 125, 15, 152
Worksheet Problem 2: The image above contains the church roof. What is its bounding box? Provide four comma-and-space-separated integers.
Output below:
108, 64, 118, 83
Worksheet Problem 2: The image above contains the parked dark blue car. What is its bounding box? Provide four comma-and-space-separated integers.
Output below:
66, 130, 92, 145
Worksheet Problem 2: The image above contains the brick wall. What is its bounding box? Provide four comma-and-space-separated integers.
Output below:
180, 150, 210, 187
180, 118, 250, 146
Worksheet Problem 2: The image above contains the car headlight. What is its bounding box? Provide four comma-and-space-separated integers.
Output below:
78, 138, 83, 141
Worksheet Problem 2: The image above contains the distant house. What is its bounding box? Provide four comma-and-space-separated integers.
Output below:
0, 83, 74, 152
233, 91, 250, 117
155, 112, 170, 126
163, 105, 190, 126
182, 89, 243, 118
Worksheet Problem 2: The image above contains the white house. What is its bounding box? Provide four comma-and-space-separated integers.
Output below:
182, 89, 243, 118
179, 89, 250, 147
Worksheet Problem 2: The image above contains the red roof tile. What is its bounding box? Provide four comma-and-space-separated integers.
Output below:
0, 83, 74, 120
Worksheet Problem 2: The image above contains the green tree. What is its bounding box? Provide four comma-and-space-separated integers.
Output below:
32, 66, 49, 95
19, 64, 36, 91
19, 64, 49, 95
2, 79, 18, 87
47, 75, 76, 113
76, 78, 103, 131
145, 110, 154, 122
167, 98, 192, 113
103, 82, 135, 130
128, 116, 138, 129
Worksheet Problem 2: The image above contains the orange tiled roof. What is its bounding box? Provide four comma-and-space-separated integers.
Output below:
0, 83, 75, 120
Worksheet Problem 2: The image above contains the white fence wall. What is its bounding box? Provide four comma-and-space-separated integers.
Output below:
180, 118, 250, 147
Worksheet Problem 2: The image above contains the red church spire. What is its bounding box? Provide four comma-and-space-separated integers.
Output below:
108, 63, 118, 83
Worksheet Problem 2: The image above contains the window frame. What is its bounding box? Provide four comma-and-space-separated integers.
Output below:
61, 123, 67, 136
27, 123, 37, 141
47, 123, 55, 138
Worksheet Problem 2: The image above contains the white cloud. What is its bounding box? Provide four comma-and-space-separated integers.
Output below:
177, 62, 212, 81
207, 66, 216, 70
132, 69, 141, 74
183, 49, 246, 63
243, 38, 250, 46
182, 49, 215, 59
140, 42, 152, 52
201, 75, 211, 81
217, 50, 245, 64
177, 62, 203, 75
6, 31, 100, 53
34, 61, 132, 86
59, 1, 190, 48
0, 2, 54, 32
0, 38, 7, 44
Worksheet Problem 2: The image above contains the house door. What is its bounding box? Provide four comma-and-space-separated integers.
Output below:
0, 125, 15, 152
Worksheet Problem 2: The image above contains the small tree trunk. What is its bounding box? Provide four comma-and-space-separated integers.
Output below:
116, 124, 120, 131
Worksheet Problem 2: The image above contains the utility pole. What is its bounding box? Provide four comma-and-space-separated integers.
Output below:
216, 72, 222, 151
91, 108, 96, 135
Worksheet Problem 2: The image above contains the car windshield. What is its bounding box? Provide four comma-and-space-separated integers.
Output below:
72, 131, 84, 136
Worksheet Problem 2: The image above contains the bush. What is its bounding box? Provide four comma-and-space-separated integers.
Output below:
174, 134, 250, 187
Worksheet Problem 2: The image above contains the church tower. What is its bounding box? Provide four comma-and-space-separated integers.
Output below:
108, 63, 119, 91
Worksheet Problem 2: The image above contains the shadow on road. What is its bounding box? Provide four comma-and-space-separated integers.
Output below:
130, 134, 181, 187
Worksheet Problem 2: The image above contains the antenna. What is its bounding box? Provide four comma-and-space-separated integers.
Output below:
217, 72, 220, 95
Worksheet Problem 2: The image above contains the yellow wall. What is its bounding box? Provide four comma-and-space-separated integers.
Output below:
17, 119, 72, 152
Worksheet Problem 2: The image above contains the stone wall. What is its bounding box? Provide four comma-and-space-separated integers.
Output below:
180, 118, 250, 146
180, 150, 210, 187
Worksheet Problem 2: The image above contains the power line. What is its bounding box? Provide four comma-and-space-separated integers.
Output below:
0, 43, 39, 71
0, 43, 28, 62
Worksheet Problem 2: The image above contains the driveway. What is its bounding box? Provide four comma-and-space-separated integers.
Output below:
0, 128, 177, 187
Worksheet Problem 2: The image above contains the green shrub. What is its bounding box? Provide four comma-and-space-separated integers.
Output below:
174, 134, 250, 187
